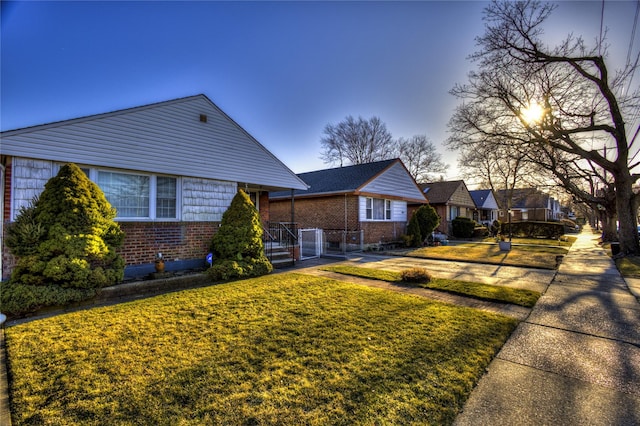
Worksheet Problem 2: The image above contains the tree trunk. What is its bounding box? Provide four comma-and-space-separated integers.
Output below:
601, 210, 618, 242
614, 175, 639, 255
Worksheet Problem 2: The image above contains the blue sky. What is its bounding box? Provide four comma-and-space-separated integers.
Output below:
2, 1, 639, 178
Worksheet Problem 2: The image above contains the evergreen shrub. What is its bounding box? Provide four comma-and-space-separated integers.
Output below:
208, 190, 273, 281
451, 217, 476, 238
415, 204, 440, 239
2, 163, 125, 316
406, 205, 440, 247
406, 213, 422, 247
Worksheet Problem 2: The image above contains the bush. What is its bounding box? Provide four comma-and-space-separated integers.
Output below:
406, 213, 423, 247
207, 190, 272, 281
414, 205, 440, 240
400, 268, 432, 284
505, 221, 565, 239
0, 281, 97, 317
490, 220, 502, 237
451, 217, 476, 238
4, 163, 124, 315
473, 226, 490, 238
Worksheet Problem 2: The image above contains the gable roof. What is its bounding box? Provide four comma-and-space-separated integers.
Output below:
270, 159, 427, 203
419, 180, 466, 204
0, 94, 308, 191
470, 189, 498, 209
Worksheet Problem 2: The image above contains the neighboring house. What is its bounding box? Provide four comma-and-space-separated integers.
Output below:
269, 159, 428, 250
0, 94, 308, 280
419, 180, 475, 236
470, 189, 499, 227
495, 188, 564, 222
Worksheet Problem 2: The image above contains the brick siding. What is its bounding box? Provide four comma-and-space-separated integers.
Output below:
118, 221, 219, 265
271, 195, 406, 245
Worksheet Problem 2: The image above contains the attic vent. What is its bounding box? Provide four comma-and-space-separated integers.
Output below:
199, 114, 208, 123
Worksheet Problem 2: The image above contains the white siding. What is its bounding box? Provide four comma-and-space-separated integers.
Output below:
359, 161, 425, 202
358, 196, 407, 222
182, 178, 236, 222
9, 158, 237, 222
1, 95, 307, 191
391, 200, 407, 221
11, 158, 53, 219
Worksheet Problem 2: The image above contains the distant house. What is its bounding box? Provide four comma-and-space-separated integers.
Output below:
269, 159, 428, 251
495, 188, 563, 222
0, 94, 308, 280
470, 189, 499, 227
419, 180, 475, 235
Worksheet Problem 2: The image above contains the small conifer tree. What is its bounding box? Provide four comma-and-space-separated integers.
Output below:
6, 163, 125, 290
415, 204, 440, 240
406, 213, 422, 247
208, 189, 272, 281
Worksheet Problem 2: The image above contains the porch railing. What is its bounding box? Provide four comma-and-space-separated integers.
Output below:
263, 222, 298, 261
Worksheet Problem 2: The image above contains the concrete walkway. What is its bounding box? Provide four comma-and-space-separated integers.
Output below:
455, 225, 640, 425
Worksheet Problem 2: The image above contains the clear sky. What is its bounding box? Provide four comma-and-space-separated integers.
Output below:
2, 1, 639, 178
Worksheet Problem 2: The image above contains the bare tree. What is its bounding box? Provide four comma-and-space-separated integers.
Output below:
320, 115, 394, 166
448, 0, 640, 255
397, 135, 448, 183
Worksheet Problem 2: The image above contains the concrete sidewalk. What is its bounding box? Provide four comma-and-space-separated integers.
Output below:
455, 225, 640, 425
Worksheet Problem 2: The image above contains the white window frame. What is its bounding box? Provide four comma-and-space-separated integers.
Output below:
365, 197, 392, 221
54, 163, 181, 221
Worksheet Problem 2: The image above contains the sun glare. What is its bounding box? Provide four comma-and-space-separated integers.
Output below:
521, 102, 545, 125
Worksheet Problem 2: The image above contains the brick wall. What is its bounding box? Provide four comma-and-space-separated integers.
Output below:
360, 221, 406, 244
271, 195, 406, 245
271, 195, 360, 231
2, 160, 11, 222
118, 221, 219, 265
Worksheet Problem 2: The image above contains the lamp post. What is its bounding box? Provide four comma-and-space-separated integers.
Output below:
508, 209, 512, 241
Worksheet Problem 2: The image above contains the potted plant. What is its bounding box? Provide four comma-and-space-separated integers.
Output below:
154, 252, 165, 273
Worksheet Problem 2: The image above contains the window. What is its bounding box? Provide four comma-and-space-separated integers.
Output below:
450, 206, 459, 220
98, 171, 150, 218
366, 197, 391, 220
55, 163, 179, 220
156, 176, 177, 218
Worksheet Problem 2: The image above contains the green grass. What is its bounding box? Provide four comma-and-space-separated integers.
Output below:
407, 243, 568, 269
6, 273, 517, 426
322, 265, 540, 308
616, 256, 640, 278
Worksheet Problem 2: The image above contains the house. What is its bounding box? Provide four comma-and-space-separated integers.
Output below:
495, 188, 564, 222
419, 180, 475, 236
0, 94, 308, 280
469, 189, 499, 228
269, 159, 428, 251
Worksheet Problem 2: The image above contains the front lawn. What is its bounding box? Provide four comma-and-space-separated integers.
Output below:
616, 255, 640, 278
6, 273, 517, 425
322, 265, 541, 307
407, 243, 568, 269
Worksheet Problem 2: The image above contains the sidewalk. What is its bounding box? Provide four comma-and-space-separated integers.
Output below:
455, 225, 640, 425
